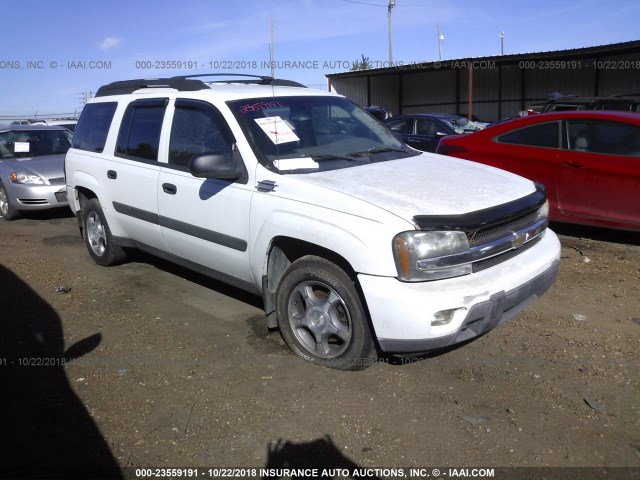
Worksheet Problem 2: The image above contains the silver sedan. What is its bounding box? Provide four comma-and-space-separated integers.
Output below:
0, 125, 73, 220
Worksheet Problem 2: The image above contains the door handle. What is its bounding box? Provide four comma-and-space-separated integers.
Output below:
107, 170, 117, 179
561, 162, 584, 169
162, 183, 177, 195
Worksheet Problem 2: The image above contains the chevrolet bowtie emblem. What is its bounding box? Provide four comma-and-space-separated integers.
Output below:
511, 232, 528, 249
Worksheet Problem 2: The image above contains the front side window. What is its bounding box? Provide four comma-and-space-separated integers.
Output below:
228, 95, 416, 173
498, 122, 560, 148
169, 99, 235, 168
116, 99, 167, 161
415, 118, 439, 136
566, 120, 640, 156
72, 102, 117, 153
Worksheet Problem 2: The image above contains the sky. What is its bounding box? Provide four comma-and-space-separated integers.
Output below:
1, 0, 638, 118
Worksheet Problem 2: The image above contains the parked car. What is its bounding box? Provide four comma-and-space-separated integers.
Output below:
364, 105, 391, 121
65, 74, 560, 369
383, 113, 483, 152
45, 119, 78, 132
541, 95, 640, 113
436, 111, 640, 232
524, 103, 546, 115
0, 124, 72, 220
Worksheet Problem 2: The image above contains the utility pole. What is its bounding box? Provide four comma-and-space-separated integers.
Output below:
388, 0, 396, 64
499, 31, 504, 55
437, 24, 444, 61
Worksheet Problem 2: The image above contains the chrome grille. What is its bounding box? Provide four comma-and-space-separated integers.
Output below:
468, 210, 539, 246
473, 235, 542, 272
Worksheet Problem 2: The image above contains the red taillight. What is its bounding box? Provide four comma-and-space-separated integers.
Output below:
436, 144, 468, 156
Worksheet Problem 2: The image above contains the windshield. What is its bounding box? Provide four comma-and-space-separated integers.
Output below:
441, 117, 483, 134
0, 129, 73, 159
228, 95, 417, 172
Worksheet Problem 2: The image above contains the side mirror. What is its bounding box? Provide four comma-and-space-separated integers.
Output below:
189, 152, 243, 180
436, 131, 448, 137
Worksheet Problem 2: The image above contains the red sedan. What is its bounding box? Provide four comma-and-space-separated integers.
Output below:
436, 111, 640, 232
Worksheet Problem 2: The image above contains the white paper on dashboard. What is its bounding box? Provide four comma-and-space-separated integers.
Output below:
255, 116, 300, 145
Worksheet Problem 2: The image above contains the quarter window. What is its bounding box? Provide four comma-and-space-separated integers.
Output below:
498, 122, 560, 148
116, 99, 167, 161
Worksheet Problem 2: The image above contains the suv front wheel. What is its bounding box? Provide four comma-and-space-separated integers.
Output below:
276, 255, 376, 370
82, 198, 127, 266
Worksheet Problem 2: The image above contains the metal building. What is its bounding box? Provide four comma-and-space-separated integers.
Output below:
326, 40, 640, 122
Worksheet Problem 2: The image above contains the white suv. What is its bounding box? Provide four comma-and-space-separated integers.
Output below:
65, 74, 561, 370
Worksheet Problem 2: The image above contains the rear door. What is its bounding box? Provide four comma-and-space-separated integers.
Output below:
103, 98, 168, 250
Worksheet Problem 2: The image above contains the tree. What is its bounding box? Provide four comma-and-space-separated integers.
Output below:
351, 54, 372, 71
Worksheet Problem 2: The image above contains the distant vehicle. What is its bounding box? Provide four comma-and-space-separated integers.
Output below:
0, 124, 72, 220
436, 110, 640, 232
364, 105, 391, 121
383, 113, 483, 152
524, 103, 545, 115
45, 119, 78, 132
541, 95, 640, 113
10, 119, 46, 126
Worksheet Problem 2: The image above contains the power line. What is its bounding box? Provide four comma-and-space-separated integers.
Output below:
338, 0, 426, 6
339, 0, 387, 7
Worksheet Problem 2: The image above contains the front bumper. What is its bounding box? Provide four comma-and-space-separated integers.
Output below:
358, 230, 561, 353
11, 183, 68, 211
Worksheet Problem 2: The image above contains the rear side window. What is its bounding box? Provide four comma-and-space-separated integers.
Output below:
116, 98, 168, 161
72, 102, 117, 153
498, 122, 560, 148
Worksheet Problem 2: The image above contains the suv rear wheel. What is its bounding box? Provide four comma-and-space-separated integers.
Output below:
82, 198, 127, 266
276, 255, 376, 370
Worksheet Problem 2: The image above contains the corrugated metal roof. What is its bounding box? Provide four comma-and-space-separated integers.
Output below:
326, 40, 640, 78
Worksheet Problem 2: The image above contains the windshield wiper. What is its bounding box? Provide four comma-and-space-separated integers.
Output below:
310, 154, 359, 162
348, 147, 406, 157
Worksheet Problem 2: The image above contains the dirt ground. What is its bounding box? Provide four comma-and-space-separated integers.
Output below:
1, 209, 639, 479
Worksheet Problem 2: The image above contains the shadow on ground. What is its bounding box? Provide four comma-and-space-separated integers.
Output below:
0, 264, 122, 479
550, 222, 640, 246
263, 435, 380, 479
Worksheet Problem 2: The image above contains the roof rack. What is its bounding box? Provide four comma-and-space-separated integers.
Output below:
94, 73, 307, 97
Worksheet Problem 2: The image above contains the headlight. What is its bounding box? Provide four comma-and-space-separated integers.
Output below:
538, 199, 549, 221
393, 230, 471, 281
10, 172, 45, 185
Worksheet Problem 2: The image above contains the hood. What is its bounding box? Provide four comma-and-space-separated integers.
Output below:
1, 154, 65, 181
292, 153, 536, 222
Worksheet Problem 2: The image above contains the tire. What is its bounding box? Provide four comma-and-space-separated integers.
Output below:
82, 198, 127, 266
0, 182, 21, 221
276, 255, 376, 370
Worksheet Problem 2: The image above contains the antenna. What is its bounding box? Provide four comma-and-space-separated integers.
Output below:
269, 17, 275, 77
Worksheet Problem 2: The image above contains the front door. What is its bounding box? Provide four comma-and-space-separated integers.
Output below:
157, 99, 254, 285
